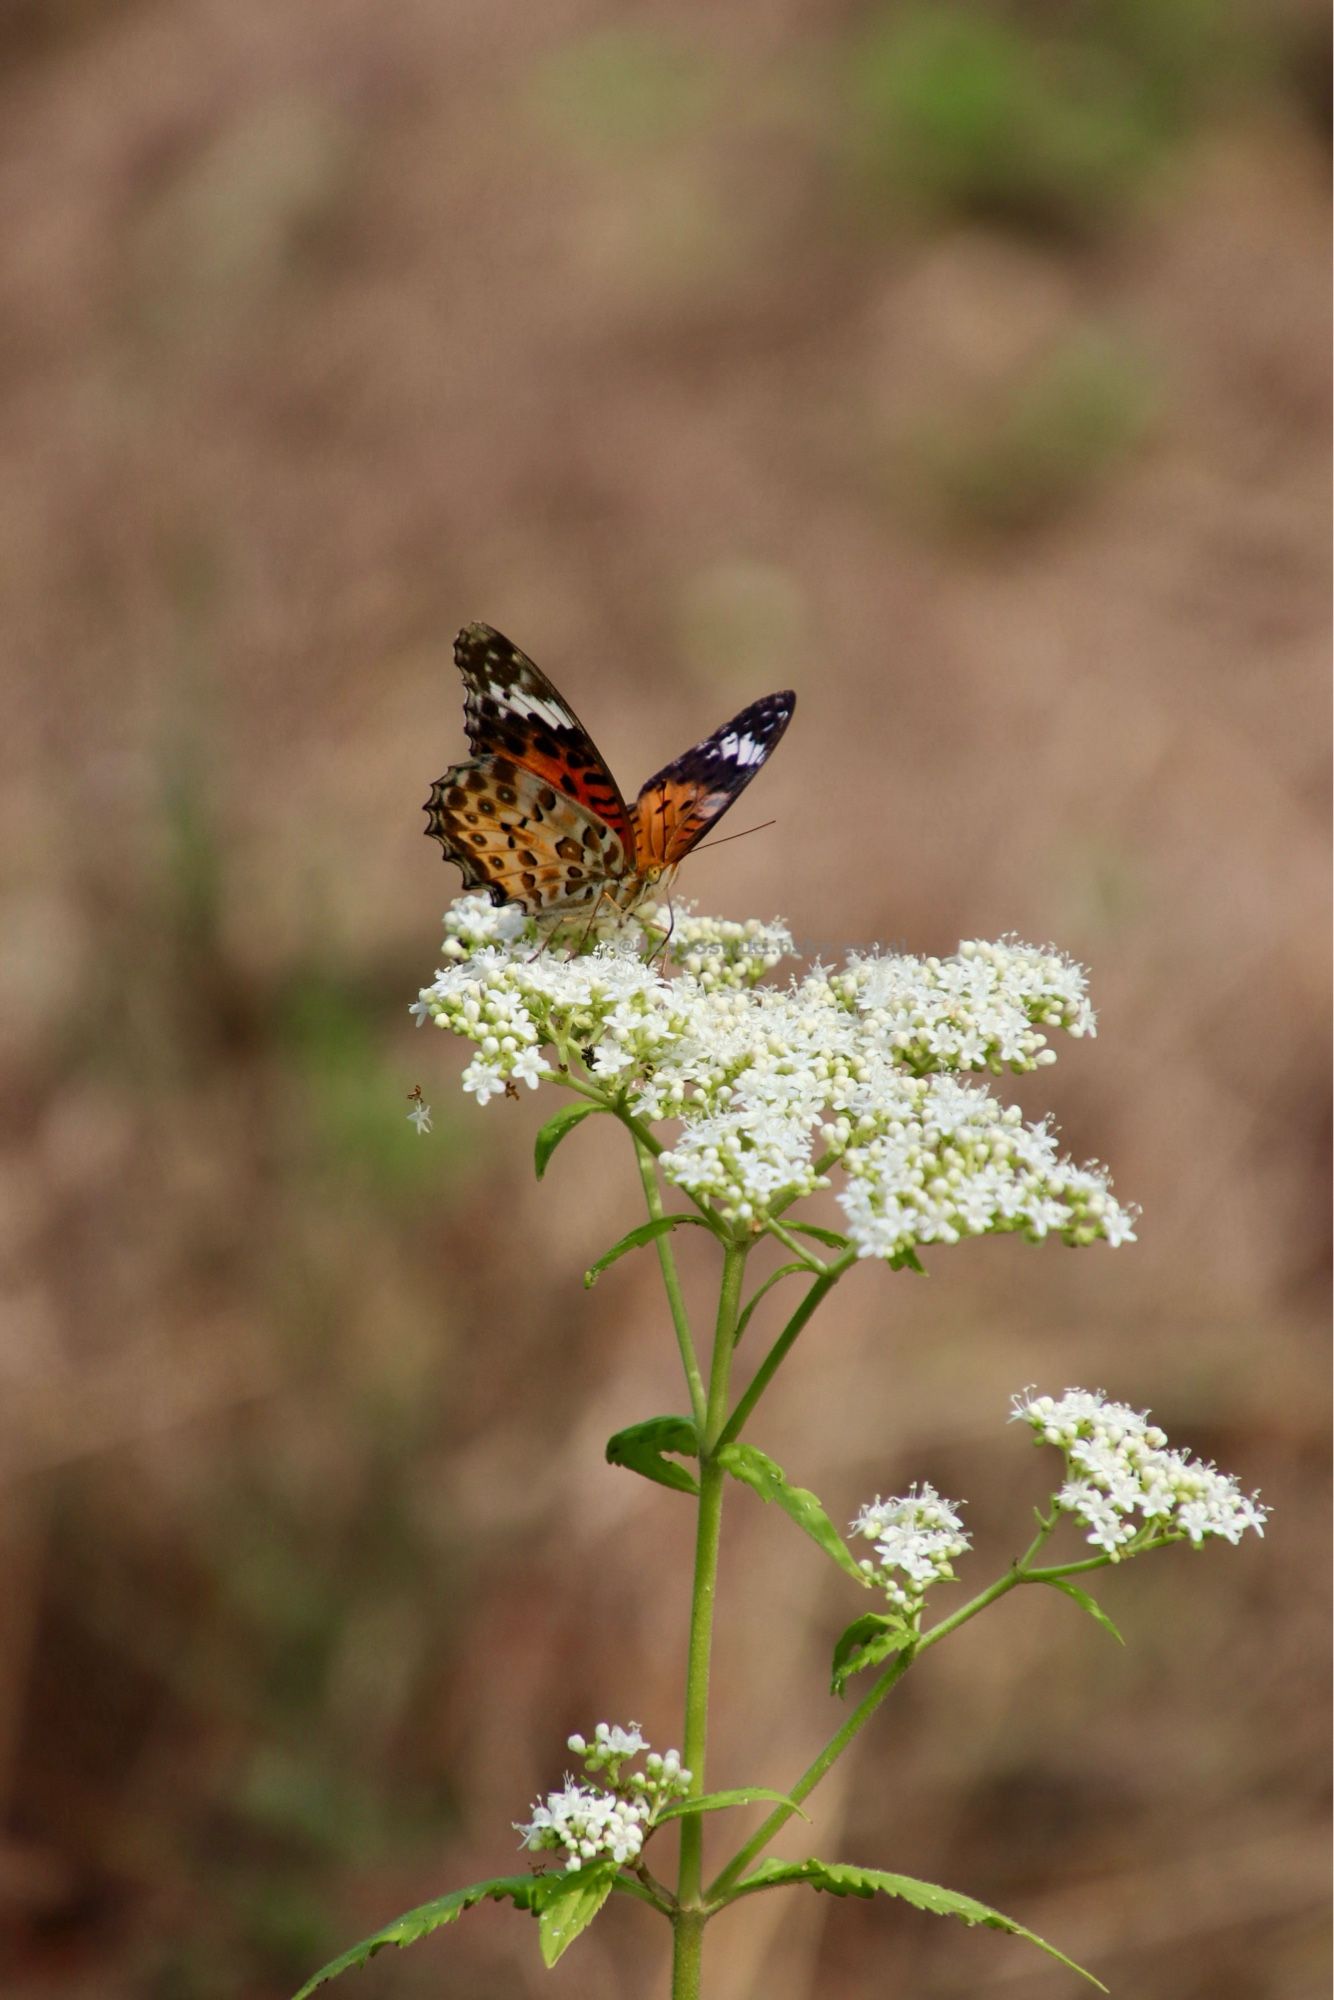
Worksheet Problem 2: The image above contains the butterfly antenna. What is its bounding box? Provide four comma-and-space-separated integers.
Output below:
689, 818, 776, 857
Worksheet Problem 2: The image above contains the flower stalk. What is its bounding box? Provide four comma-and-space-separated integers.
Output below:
289, 898, 1266, 2000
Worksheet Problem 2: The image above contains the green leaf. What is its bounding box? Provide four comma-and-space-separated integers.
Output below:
534, 1101, 598, 1179
890, 1245, 925, 1273
733, 1262, 807, 1346
829, 1612, 915, 1697
735, 1859, 1106, 1989
1042, 1575, 1125, 1646
584, 1213, 707, 1287
536, 1863, 617, 1967
716, 1443, 868, 1585
291, 1875, 543, 1997
657, 1786, 808, 1824
606, 1415, 699, 1495
783, 1221, 850, 1249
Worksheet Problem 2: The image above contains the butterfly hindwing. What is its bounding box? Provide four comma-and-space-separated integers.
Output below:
424, 754, 627, 913
633, 690, 796, 871
452, 623, 634, 851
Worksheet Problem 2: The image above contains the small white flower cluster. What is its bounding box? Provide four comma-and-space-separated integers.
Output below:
834, 1074, 1135, 1258
849, 1482, 971, 1609
411, 897, 1136, 1254
516, 1722, 691, 1874
647, 907, 795, 991
659, 1105, 826, 1224
436, 893, 530, 961
1013, 1388, 1270, 1556
832, 937, 1094, 1075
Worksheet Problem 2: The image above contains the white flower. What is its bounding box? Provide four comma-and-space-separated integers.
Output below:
849, 1482, 970, 1608
1012, 1387, 1269, 1556
832, 937, 1095, 1075
516, 1723, 692, 1874
647, 906, 795, 990
461, 1057, 506, 1105
412, 895, 1135, 1252
406, 1100, 432, 1135
835, 1076, 1136, 1259
516, 1781, 651, 1871
511, 1045, 551, 1090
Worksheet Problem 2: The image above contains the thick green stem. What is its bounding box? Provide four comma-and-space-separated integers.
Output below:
672, 1239, 748, 1995
671, 1909, 706, 1999
634, 1136, 707, 1428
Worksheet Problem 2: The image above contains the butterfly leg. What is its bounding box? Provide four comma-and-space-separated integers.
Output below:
569, 883, 618, 957
637, 892, 676, 972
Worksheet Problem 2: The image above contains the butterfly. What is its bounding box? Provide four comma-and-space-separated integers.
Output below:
424, 623, 795, 921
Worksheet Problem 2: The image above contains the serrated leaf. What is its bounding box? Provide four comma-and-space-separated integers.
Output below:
606, 1415, 699, 1495
735, 1859, 1106, 1989
716, 1443, 867, 1584
657, 1786, 807, 1824
890, 1245, 925, 1273
291, 1875, 543, 1998
1043, 1575, 1125, 1645
829, 1612, 914, 1697
536, 1863, 617, 1967
534, 1101, 598, 1179
584, 1213, 707, 1287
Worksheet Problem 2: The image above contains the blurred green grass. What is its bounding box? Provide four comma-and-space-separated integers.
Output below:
898, 328, 1156, 531
844, 0, 1262, 237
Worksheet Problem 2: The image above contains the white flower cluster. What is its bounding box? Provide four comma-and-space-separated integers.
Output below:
646, 907, 795, 991
849, 1482, 971, 1609
411, 897, 1136, 1254
834, 1075, 1135, 1259
832, 937, 1095, 1074
435, 893, 529, 961
1013, 1388, 1270, 1556
516, 1722, 691, 1874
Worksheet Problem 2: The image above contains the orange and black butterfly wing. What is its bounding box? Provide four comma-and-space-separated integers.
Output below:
452, 623, 634, 851
632, 690, 795, 873
425, 624, 634, 914
424, 755, 630, 913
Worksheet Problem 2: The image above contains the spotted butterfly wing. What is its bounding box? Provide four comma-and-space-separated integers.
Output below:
425, 623, 795, 917
451, 624, 634, 851
424, 624, 632, 913
632, 690, 796, 872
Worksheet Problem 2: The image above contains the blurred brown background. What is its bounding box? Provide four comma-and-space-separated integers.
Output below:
1, 3, 1329, 1996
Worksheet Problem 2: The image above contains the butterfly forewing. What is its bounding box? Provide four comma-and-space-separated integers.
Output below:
632, 690, 796, 871
452, 623, 634, 851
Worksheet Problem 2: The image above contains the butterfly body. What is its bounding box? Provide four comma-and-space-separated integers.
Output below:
425, 624, 794, 921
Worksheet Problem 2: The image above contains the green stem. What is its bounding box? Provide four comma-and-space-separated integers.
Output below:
706, 1522, 1063, 1904
673, 1238, 748, 1997
706, 1648, 917, 1905
717, 1250, 857, 1449
762, 1218, 829, 1272
634, 1136, 707, 1429
614, 1869, 674, 1913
